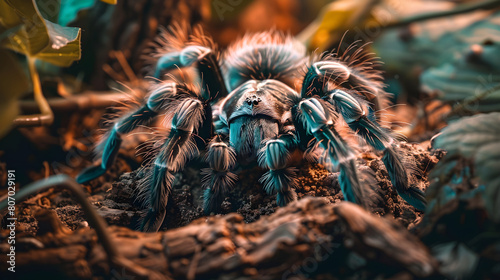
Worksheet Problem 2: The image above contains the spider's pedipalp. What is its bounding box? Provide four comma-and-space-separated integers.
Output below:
258, 133, 299, 206
202, 136, 238, 214
260, 168, 298, 205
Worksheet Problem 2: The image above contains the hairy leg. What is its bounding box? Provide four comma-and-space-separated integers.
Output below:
295, 97, 375, 207
154, 45, 228, 102
140, 97, 206, 232
77, 83, 178, 183
327, 89, 426, 210
301, 59, 385, 120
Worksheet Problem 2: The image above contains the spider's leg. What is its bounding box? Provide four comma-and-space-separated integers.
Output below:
202, 135, 238, 214
294, 97, 373, 207
326, 89, 426, 210
258, 133, 299, 206
301, 60, 384, 119
154, 45, 228, 102
140, 96, 205, 232
76, 83, 178, 184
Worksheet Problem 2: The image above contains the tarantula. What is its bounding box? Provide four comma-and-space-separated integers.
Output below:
77, 26, 426, 232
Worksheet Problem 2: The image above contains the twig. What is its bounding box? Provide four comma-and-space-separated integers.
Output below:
19, 91, 128, 113
384, 0, 500, 29
299, 0, 500, 48
0, 175, 170, 279
103, 63, 128, 82
445, 83, 500, 119
24, 189, 55, 206
110, 50, 138, 84
13, 57, 54, 127
0, 175, 118, 264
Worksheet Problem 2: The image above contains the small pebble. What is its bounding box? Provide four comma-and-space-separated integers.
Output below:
78, 221, 89, 229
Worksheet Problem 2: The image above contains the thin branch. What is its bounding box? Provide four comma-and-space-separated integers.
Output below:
384, 0, 500, 29
0, 174, 167, 278
110, 50, 138, 85
13, 57, 54, 127
446, 84, 500, 119
299, 0, 500, 48
0, 174, 118, 264
19, 91, 127, 113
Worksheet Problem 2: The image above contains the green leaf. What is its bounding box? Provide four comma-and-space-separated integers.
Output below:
1, 0, 50, 55
0, 0, 81, 65
0, 50, 29, 137
375, 9, 500, 113
421, 38, 500, 113
434, 113, 500, 221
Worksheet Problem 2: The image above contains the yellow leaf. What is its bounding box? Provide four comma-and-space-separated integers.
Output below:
100, 0, 117, 4
0, 50, 29, 137
300, 0, 380, 51
1, 0, 50, 55
35, 19, 81, 66
0, 0, 81, 66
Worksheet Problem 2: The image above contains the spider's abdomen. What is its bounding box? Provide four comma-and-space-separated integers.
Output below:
222, 31, 306, 91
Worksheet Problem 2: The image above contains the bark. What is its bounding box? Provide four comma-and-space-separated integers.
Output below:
0, 197, 438, 279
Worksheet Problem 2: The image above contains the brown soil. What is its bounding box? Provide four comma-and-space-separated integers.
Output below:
3, 140, 442, 235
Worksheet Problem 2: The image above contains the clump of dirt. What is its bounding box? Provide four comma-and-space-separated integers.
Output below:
45, 141, 443, 232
